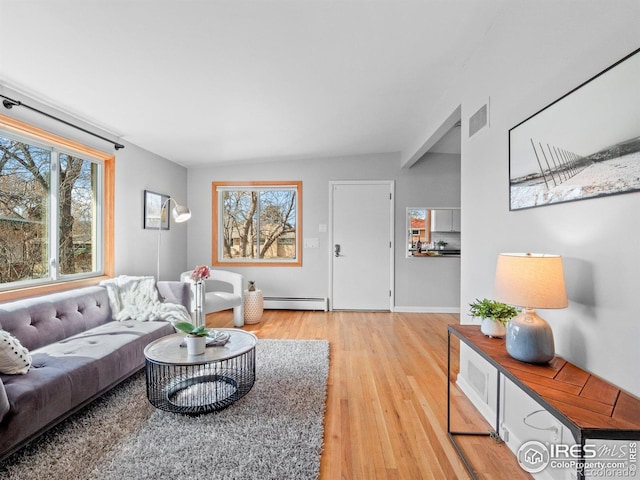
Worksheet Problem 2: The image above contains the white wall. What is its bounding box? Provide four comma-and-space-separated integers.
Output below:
186, 151, 461, 310
0, 85, 189, 282
396, 152, 461, 310
113, 143, 189, 280
409, 2, 640, 396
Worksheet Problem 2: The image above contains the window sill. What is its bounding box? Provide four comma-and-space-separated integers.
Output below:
0, 276, 111, 303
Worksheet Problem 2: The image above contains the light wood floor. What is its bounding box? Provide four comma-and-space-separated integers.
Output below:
206, 310, 531, 480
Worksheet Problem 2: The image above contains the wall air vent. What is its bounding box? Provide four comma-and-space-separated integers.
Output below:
469, 103, 488, 138
467, 359, 489, 403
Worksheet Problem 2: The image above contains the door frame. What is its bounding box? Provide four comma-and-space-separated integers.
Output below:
328, 180, 395, 311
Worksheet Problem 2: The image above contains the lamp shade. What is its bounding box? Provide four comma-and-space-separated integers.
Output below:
157, 198, 191, 281
494, 253, 567, 309
172, 204, 191, 223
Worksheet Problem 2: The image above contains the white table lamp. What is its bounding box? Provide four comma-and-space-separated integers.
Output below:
494, 253, 568, 364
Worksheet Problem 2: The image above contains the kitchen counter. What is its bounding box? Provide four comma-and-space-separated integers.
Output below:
411, 249, 461, 257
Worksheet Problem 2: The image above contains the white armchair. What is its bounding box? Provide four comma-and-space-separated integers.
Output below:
180, 269, 245, 327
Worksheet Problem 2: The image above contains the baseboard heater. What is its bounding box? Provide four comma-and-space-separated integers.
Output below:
263, 296, 328, 311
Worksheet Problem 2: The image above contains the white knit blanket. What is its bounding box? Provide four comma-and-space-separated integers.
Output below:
100, 275, 192, 323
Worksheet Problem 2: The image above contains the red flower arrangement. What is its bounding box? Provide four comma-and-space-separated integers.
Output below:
190, 265, 210, 282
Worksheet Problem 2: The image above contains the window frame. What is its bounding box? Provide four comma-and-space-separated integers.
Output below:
0, 114, 115, 302
212, 181, 302, 267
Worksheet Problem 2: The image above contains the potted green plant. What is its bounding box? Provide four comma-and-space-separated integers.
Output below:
174, 321, 209, 355
468, 298, 519, 338
436, 240, 448, 250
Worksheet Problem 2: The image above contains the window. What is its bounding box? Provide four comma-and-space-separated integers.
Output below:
407, 208, 428, 256
0, 114, 114, 296
406, 207, 461, 257
212, 181, 302, 266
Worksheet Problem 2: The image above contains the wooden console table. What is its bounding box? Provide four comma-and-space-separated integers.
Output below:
447, 324, 640, 480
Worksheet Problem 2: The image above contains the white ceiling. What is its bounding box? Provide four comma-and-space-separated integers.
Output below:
0, 1, 501, 167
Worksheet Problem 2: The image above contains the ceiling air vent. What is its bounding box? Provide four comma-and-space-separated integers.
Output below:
469, 103, 488, 138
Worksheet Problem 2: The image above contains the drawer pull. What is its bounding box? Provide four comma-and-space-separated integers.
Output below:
523, 409, 559, 435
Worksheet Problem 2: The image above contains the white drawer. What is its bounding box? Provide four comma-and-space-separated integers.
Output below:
500, 376, 575, 480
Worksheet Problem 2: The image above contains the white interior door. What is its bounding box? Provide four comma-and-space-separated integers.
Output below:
330, 181, 393, 310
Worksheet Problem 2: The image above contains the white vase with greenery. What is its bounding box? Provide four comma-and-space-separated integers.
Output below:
468, 298, 519, 338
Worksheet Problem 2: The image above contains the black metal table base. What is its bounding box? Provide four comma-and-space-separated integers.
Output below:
447, 330, 501, 480
146, 348, 255, 415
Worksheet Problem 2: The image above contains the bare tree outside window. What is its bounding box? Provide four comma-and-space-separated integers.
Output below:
59, 154, 98, 275
259, 190, 297, 258
0, 135, 99, 285
213, 181, 301, 266
0, 138, 50, 283
222, 190, 257, 259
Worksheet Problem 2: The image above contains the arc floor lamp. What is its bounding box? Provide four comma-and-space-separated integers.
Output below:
156, 197, 191, 281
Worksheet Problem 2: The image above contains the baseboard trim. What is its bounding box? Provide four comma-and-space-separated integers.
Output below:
393, 306, 460, 313
264, 297, 328, 311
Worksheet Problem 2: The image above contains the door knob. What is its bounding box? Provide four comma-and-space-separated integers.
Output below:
334, 244, 342, 257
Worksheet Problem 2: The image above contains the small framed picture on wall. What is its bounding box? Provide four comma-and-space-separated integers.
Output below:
144, 190, 170, 230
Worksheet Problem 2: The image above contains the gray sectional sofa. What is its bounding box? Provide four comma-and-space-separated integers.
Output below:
0, 281, 190, 461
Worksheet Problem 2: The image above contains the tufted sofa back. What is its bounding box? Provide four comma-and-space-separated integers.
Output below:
0, 286, 112, 351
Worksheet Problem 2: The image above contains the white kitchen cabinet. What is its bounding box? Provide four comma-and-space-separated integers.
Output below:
431, 208, 460, 232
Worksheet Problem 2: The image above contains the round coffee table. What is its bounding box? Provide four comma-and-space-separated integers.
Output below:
143, 329, 257, 414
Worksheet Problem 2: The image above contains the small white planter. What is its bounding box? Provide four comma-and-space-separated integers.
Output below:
186, 335, 206, 355
480, 318, 507, 338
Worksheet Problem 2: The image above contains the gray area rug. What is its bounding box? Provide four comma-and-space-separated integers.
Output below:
0, 339, 329, 480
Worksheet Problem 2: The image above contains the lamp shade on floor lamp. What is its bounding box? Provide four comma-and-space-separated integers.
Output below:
494, 253, 568, 364
156, 198, 191, 281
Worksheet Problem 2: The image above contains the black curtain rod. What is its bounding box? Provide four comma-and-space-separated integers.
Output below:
1, 94, 124, 150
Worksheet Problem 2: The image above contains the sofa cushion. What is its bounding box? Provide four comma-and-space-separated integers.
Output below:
0, 287, 112, 351
0, 380, 9, 423
29, 319, 174, 393
0, 330, 32, 375
157, 281, 192, 312
0, 319, 174, 457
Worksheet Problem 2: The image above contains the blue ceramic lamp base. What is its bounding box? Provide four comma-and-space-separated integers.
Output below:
506, 308, 555, 364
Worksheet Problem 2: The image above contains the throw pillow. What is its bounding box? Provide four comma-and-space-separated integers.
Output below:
0, 330, 32, 375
